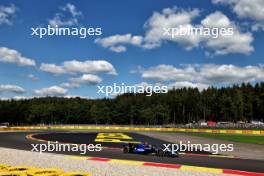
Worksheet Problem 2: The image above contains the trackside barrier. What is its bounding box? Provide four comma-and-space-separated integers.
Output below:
0, 164, 92, 176
2, 126, 264, 135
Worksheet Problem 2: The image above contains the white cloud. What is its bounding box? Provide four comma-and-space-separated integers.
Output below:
95, 8, 200, 52
12, 96, 34, 100
0, 96, 35, 100
60, 82, 80, 89
145, 9, 253, 55
133, 81, 207, 92
95, 34, 143, 53
0, 84, 25, 94
143, 7, 201, 50
199, 64, 264, 84
213, 0, 264, 21
168, 81, 209, 91
201, 11, 254, 55
69, 74, 102, 85
40, 60, 117, 75
213, 0, 264, 31
63, 60, 117, 75
34, 86, 67, 96
48, 3, 82, 27
61, 3, 82, 17
27, 74, 39, 81
0, 4, 16, 25
0, 47, 36, 66
140, 64, 196, 82
109, 46, 127, 53
95, 7, 253, 56
60, 74, 102, 89
0, 97, 9, 100
40, 63, 66, 75
135, 64, 264, 85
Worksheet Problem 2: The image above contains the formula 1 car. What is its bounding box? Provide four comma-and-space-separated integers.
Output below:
123, 142, 179, 157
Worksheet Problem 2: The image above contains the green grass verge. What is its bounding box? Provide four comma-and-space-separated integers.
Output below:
188, 133, 264, 145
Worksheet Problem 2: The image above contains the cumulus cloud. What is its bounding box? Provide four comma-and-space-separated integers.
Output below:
0, 47, 36, 66
143, 7, 201, 50
201, 11, 254, 55
60, 74, 102, 89
144, 9, 253, 55
48, 3, 82, 27
109, 46, 127, 53
198, 64, 264, 84
212, 0, 264, 31
95, 7, 253, 56
168, 81, 209, 91
95, 8, 200, 52
0, 4, 16, 25
12, 96, 34, 100
140, 64, 196, 82
0, 84, 25, 94
40, 63, 66, 75
134, 64, 264, 86
95, 34, 143, 53
27, 74, 39, 81
60, 82, 80, 89
34, 86, 67, 96
40, 60, 117, 75
69, 74, 102, 85
213, 0, 264, 21
133, 81, 208, 92
63, 60, 117, 75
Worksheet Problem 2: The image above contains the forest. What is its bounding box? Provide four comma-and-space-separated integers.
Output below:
0, 82, 263, 125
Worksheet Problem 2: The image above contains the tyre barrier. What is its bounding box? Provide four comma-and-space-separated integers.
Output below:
0, 164, 92, 176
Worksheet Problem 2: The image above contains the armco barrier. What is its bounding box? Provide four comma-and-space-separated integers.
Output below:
1, 126, 264, 135
0, 164, 92, 176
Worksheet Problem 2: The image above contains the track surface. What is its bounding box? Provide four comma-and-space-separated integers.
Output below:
0, 131, 263, 173
32, 132, 210, 154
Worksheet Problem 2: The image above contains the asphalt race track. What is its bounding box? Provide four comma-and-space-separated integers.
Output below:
0, 131, 264, 173
32, 132, 210, 154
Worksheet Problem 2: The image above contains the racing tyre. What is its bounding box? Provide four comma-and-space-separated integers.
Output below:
156, 149, 165, 157
123, 147, 129, 153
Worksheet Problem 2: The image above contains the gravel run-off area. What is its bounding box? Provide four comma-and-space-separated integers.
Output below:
0, 147, 237, 176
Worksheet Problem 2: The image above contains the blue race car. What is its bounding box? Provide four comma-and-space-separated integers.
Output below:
123, 142, 179, 157
123, 143, 156, 154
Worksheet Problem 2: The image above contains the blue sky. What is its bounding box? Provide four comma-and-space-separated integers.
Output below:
0, 0, 264, 99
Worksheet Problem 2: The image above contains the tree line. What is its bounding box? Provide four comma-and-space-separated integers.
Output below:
0, 82, 263, 125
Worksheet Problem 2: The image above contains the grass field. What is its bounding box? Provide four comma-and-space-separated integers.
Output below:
188, 133, 264, 145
